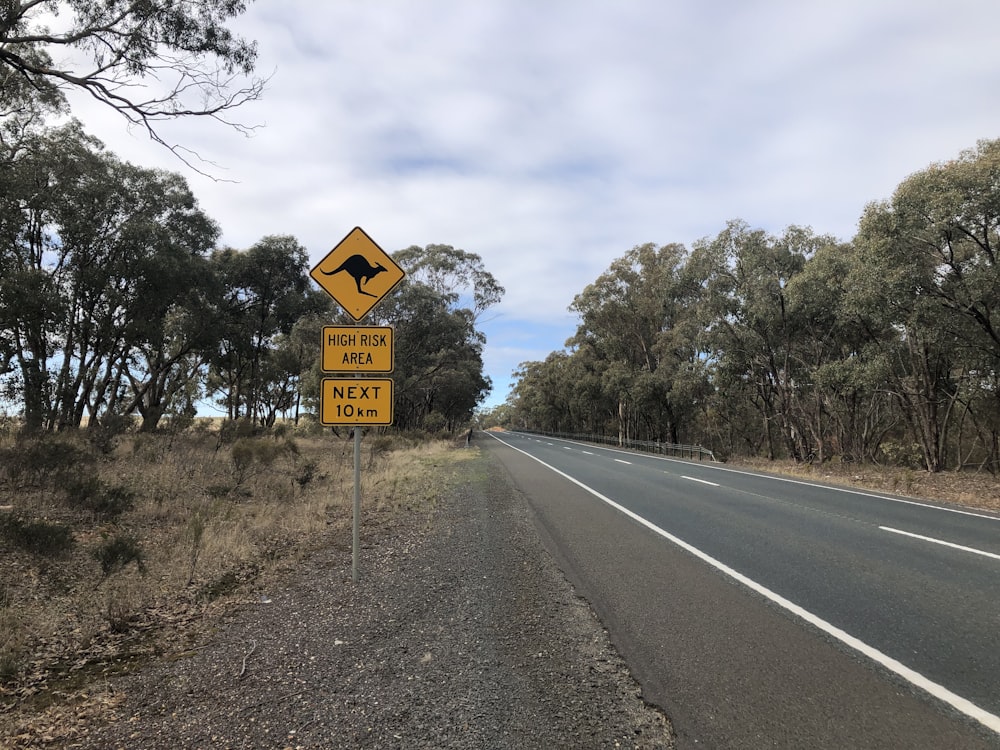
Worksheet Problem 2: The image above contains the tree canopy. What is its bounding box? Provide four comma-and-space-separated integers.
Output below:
0, 0, 264, 165
507, 138, 1000, 473
0, 123, 503, 434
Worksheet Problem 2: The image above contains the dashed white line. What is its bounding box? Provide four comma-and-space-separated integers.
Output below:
682, 475, 720, 487
880, 527, 1000, 561
614, 458, 632, 465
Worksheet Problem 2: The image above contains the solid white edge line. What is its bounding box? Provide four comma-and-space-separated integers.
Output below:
682, 475, 720, 487
880, 526, 1000, 561
487, 432, 1000, 736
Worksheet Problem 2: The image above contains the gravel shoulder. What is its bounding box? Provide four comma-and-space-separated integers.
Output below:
61, 446, 674, 749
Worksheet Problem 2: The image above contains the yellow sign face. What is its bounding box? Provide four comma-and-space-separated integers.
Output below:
310, 227, 405, 321
322, 326, 393, 373
320, 378, 393, 426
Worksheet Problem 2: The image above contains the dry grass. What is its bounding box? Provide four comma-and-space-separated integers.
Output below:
729, 456, 1000, 512
0, 424, 473, 741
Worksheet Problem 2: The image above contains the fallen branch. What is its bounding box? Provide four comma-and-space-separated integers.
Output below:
238, 639, 257, 679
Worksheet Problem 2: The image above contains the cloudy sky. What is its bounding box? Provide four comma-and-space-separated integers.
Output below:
64, 0, 1000, 409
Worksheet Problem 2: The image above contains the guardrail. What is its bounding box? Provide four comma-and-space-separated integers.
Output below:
518, 430, 717, 462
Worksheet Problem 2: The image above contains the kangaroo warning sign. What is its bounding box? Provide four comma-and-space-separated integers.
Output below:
320, 378, 393, 426
310, 227, 405, 321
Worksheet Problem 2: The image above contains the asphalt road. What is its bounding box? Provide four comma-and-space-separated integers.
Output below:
483, 431, 1000, 749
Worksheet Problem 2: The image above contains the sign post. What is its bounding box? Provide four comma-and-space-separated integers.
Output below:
311, 228, 404, 581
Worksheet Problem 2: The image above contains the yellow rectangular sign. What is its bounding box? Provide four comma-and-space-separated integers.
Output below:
320, 378, 393, 426
322, 326, 393, 373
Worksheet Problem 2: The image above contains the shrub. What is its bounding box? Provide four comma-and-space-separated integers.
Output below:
422, 412, 448, 434
64, 476, 136, 520
1, 435, 95, 487
230, 437, 299, 485
368, 434, 396, 454
93, 533, 145, 576
0, 647, 20, 683
1, 516, 75, 556
206, 483, 234, 499
295, 459, 318, 488
878, 440, 924, 469
197, 570, 241, 602
217, 418, 257, 446
293, 415, 325, 437
87, 414, 133, 454
102, 580, 145, 633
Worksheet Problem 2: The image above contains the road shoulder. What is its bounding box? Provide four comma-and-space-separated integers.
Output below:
64, 446, 674, 749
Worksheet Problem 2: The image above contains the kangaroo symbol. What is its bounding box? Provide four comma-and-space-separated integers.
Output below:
322, 254, 387, 297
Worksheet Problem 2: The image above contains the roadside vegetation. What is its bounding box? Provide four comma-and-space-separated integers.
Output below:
0, 418, 474, 742
497, 138, 1000, 478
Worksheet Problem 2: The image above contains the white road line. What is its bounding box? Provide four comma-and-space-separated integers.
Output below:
564, 446, 572, 450
582, 451, 594, 455
486, 432, 1000, 737
880, 526, 1000, 561
682, 475, 720, 487
614, 458, 632, 465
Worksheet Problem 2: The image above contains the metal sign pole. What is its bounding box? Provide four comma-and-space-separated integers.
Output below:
352, 425, 361, 582
311, 227, 405, 585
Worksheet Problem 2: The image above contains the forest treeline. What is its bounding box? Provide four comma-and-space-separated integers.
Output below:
502, 139, 1000, 473
0, 123, 503, 434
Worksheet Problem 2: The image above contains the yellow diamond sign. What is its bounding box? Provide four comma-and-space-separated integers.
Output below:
310, 227, 406, 321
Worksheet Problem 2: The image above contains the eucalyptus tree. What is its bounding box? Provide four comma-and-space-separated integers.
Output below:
0, 123, 224, 430
374, 280, 490, 432
392, 244, 505, 322
208, 236, 327, 424
0, 40, 64, 165
783, 240, 896, 463
364, 244, 502, 432
112, 172, 224, 431
849, 139, 1000, 471
697, 221, 832, 460
0, 0, 264, 166
63, 161, 224, 430
509, 354, 575, 433
559, 340, 609, 434
0, 121, 118, 430
568, 242, 704, 444
272, 311, 332, 425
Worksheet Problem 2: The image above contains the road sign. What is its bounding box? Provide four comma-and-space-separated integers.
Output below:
322, 326, 393, 373
320, 378, 393, 426
310, 227, 405, 321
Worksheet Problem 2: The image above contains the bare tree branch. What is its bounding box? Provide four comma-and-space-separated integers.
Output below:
0, 0, 266, 176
